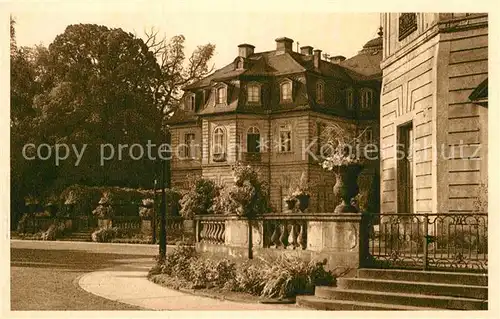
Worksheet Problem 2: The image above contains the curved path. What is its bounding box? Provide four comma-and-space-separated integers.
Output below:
11, 240, 296, 311
78, 255, 297, 310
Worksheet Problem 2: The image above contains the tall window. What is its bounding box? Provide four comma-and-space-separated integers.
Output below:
213, 127, 226, 161
279, 125, 292, 152
346, 89, 354, 110
361, 89, 374, 110
280, 81, 292, 102
216, 87, 226, 104
247, 126, 260, 153
316, 81, 324, 103
184, 133, 196, 158
247, 84, 260, 103
398, 123, 414, 214
186, 95, 195, 111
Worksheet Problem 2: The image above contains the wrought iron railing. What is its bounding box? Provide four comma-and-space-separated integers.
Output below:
361, 213, 488, 272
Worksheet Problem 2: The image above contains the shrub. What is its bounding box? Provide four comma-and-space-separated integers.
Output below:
92, 192, 114, 218
60, 185, 154, 217
189, 258, 237, 288
41, 221, 67, 240
91, 226, 118, 242
179, 178, 219, 218
210, 163, 270, 217
232, 262, 266, 295
259, 255, 334, 299
139, 198, 154, 219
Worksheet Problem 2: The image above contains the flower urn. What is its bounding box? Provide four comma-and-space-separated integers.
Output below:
333, 164, 363, 214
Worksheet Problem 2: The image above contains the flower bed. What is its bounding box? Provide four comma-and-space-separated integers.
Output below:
148, 244, 336, 300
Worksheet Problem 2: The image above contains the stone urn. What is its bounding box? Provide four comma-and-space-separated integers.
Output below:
296, 194, 310, 212
333, 164, 363, 214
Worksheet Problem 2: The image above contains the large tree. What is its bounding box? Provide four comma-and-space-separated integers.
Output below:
11, 22, 215, 220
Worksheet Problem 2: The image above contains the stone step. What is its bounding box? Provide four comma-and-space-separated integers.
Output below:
315, 286, 487, 310
337, 277, 487, 300
357, 268, 488, 286
296, 295, 437, 310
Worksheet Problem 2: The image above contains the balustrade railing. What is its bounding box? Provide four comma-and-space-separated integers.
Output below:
111, 216, 141, 230
262, 216, 307, 250
196, 217, 226, 245
361, 213, 488, 272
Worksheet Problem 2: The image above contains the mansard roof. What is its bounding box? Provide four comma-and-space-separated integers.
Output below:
340, 36, 383, 81
183, 43, 372, 90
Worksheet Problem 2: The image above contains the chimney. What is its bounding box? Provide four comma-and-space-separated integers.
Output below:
275, 37, 293, 53
329, 55, 346, 64
313, 49, 322, 68
238, 44, 255, 58
300, 46, 313, 56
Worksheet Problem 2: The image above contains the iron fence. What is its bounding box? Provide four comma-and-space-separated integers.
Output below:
361, 213, 488, 272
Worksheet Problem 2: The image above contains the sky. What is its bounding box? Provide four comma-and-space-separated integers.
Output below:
10, 1, 381, 70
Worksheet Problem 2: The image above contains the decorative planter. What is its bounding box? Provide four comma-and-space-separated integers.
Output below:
333, 164, 363, 214
296, 194, 310, 212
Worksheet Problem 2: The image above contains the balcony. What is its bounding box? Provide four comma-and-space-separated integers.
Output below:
242, 152, 261, 162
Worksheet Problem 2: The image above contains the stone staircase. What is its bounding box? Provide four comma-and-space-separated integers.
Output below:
58, 230, 94, 242
296, 268, 488, 310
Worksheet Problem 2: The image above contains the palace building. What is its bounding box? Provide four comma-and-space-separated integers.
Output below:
168, 35, 383, 213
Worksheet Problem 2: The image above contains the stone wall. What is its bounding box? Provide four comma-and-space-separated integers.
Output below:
195, 215, 363, 275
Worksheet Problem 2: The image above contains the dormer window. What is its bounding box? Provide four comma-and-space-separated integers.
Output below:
280, 80, 292, 103
316, 81, 324, 103
186, 94, 195, 111
361, 89, 374, 110
247, 83, 261, 104
236, 58, 244, 70
346, 88, 354, 110
216, 85, 227, 105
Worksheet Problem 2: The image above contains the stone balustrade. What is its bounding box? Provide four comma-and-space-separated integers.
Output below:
263, 220, 307, 249
197, 217, 226, 245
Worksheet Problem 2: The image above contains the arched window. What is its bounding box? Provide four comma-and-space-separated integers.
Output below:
316, 81, 324, 103
280, 81, 292, 102
212, 126, 226, 161
247, 84, 260, 103
247, 126, 260, 153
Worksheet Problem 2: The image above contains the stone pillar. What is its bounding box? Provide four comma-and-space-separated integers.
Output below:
141, 219, 152, 235
98, 219, 112, 228
306, 213, 362, 270
225, 218, 263, 248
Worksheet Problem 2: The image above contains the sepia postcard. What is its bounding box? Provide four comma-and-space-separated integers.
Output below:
2, 0, 497, 318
